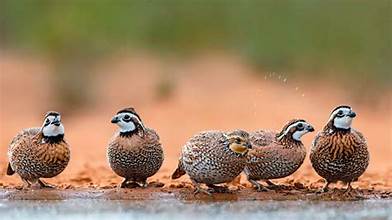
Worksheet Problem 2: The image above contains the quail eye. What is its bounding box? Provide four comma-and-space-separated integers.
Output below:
336, 110, 344, 117
123, 114, 131, 121
297, 123, 303, 128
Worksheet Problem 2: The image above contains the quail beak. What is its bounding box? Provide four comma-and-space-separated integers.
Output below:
306, 125, 315, 132
51, 118, 61, 126
348, 111, 356, 118
111, 116, 120, 124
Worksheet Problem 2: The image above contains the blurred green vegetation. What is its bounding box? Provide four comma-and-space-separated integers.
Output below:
1, 0, 391, 107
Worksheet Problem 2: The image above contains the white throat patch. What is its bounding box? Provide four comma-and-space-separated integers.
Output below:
115, 112, 143, 133
334, 116, 353, 129
42, 115, 64, 137
329, 107, 353, 129
117, 120, 136, 133
42, 123, 64, 137
292, 129, 308, 141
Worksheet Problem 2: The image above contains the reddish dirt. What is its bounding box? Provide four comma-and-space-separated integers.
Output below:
0, 53, 391, 200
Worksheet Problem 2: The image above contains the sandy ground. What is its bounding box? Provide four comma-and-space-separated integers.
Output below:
0, 52, 391, 200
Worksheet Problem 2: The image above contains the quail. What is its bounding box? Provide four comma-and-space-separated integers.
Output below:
310, 105, 369, 193
7, 111, 70, 189
245, 119, 314, 191
171, 130, 252, 194
107, 107, 164, 188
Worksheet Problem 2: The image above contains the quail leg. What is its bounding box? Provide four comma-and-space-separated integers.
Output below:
317, 180, 330, 193
265, 180, 284, 190
38, 179, 55, 189
249, 179, 270, 192
344, 182, 352, 192
265, 180, 276, 186
191, 180, 211, 196
120, 178, 140, 188
139, 179, 148, 188
343, 182, 355, 195
120, 178, 129, 188
206, 184, 231, 193
19, 178, 32, 190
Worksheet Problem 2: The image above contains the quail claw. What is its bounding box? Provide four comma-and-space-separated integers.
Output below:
38, 179, 55, 189
193, 187, 212, 196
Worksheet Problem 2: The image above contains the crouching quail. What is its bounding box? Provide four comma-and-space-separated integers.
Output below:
245, 119, 314, 191
171, 130, 252, 195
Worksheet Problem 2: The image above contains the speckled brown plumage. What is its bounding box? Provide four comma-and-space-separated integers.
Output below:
108, 128, 164, 183
7, 127, 70, 187
107, 108, 164, 187
171, 130, 251, 194
310, 106, 369, 192
245, 119, 314, 191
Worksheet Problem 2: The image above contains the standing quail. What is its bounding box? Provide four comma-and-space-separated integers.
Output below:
171, 130, 252, 194
245, 119, 314, 191
310, 105, 369, 193
7, 111, 70, 189
107, 107, 164, 188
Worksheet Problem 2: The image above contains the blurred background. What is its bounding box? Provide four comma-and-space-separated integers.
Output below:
1, 1, 391, 187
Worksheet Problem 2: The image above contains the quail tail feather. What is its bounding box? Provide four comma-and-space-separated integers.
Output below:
171, 160, 186, 179
6, 163, 15, 176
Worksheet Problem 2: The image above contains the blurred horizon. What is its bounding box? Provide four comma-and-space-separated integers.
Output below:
1, 1, 391, 101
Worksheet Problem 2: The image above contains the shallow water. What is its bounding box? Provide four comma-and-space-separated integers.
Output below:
1, 199, 391, 220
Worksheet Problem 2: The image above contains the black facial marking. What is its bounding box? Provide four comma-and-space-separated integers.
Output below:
119, 131, 136, 137
331, 105, 351, 114
276, 119, 306, 139
123, 114, 132, 122
116, 107, 142, 122
44, 111, 60, 118
44, 118, 50, 126
296, 123, 304, 131
43, 134, 64, 144
336, 110, 344, 117
119, 118, 145, 138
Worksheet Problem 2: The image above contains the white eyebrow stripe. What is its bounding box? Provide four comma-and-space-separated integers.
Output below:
328, 107, 351, 121
117, 112, 144, 127
277, 121, 304, 140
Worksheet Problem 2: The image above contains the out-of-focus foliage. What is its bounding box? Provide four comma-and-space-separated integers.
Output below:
1, 0, 391, 84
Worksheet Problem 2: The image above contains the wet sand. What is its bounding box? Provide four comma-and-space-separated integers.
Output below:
1, 169, 392, 201
1, 186, 391, 201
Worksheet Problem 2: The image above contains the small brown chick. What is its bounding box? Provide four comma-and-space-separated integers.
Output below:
171, 130, 252, 194
245, 119, 314, 191
310, 105, 369, 193
7, 111, 70, 189
107, 107, 164, 188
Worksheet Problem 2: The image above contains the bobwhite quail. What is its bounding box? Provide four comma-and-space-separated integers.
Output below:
107, 107, 164, 188
310, 105, 369, 193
